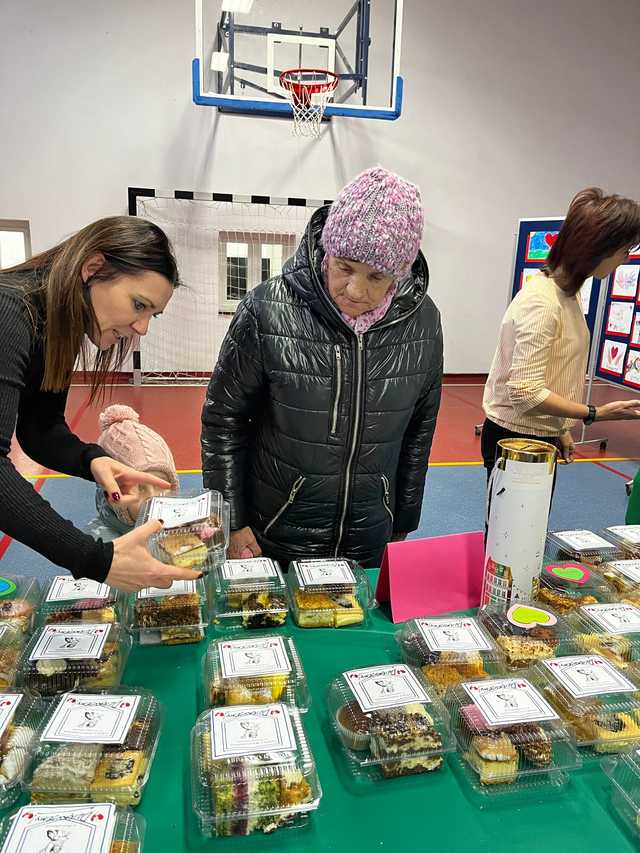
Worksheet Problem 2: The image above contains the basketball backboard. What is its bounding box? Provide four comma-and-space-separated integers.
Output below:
193, 0, 404, 121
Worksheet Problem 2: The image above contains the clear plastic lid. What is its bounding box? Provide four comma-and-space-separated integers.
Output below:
128, 577, 208, 646
536, 561, 611, 614
191, 703, 321, 837
546, 529, 622, 565
601, 525, 640, 558
446, 676, 581, 791
329, 664, 453, 779
0, 691, 44, 809
287, 558, 373, 629
39, 576, 127, 627
137, 489, 227, 572
0, 625, 26, 691
202, 634, 310, 712
569, 603, 640, 666
600, 559, 640, 605
26, 688, 162, 808
210, 558, 289, 630
478, 602, 573, 670
16, 623, 131, 697
602, 750, 640, 838
395, 617, 503, 697
0, 575, 40, 635
530, 655, 640, 753
0, 803, 145, 853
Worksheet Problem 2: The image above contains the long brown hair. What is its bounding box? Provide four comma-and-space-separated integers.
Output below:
4, 216, 180, 399
544, 188, 640, 295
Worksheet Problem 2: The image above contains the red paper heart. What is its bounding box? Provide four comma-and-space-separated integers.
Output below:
611, 346, 619, 360
545, 232, 558, 247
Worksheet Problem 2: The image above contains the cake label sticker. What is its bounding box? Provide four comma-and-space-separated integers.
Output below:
553, 530, 613, 551
416, 617, 493, 652
0, 803, 117, 853
0, 694, 22, 741
29, 624, 111, 661
345, 664, 431, 712
40, 693, 141, 744
462, 678, 559, 725
581, 603, 640, 634
608, 560, 640, 583
294, 559, 356, 588
219, 637, 292, 678
607, 525, 640, 545
543, 655, 635, 698
221, 557, 279, 582
138, 579, 197, 599
45, 576, 111, 603
209, 703, 296, 758
146, 492, 212, 528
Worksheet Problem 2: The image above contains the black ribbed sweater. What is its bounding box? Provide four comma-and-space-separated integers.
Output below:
0, 271, 113, 581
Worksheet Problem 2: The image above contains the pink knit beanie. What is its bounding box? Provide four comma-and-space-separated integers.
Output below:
321, 166, 424, 278
97, 405, 179, 491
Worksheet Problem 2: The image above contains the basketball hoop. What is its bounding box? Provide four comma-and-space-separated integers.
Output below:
279, 68, 339, 138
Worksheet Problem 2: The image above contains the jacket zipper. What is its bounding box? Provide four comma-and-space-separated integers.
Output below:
335, 334, 364, 555
264, 475, 306, 535
381, 474, 394, 524
331, 345, 342, 435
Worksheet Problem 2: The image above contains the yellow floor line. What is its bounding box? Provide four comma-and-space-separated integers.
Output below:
19, 458, 639, 480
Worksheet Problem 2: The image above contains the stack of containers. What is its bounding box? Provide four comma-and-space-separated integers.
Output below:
24, 688, 162, 807
395, 615, 505, 697
328, 663, 454, 779
210, 557, 289, 630
546, 529, 622, 568
536, 561, 612, 614
600, 525, 640, 559
478, 602, 573, 670
286, 558, 373, 628
191, 703, 321, 837
530, 654, 640, 755
446, 675, 581, 792
16, 623, 131, 697
0, 803, 146, 852
201, 634, 310, 711
569, 602, 640, 667
38, 575, 127, 626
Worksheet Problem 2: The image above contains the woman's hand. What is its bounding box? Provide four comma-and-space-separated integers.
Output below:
90, 456, 172, 511
595, 400, 640, 421
107, 520, 202, 592
558, 431, 575, 463
228, 526, 262, 559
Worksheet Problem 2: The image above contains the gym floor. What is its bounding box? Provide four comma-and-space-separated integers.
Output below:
5, 380, 640, 580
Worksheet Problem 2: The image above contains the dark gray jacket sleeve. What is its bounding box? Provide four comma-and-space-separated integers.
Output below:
201, 298, 266, 530
393, 313, 443, 534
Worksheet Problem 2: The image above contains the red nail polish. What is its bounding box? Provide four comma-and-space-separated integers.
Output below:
112, 492, 120, 502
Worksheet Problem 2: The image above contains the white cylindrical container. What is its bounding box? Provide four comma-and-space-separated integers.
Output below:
482, 438, 558, 610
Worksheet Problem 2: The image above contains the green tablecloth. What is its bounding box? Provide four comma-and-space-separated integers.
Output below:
125, 571, 637, 852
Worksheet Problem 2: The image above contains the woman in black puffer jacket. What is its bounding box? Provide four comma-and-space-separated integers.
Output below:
201, 167, 443, 568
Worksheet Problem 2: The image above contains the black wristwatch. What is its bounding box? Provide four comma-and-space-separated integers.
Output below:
583, 404, 597, 425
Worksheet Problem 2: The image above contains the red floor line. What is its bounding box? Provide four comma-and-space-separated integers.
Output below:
590, 460, 633, 480
0, 396, 93, 561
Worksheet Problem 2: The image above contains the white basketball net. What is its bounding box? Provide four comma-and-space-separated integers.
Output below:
280, 70, 339, 139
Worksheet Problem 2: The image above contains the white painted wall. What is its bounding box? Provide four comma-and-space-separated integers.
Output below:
1, 0, 639, 372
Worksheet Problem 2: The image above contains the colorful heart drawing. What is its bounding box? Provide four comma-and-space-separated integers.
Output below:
544, 232, 558, 247
507, 604, 557, 629
611, 346, 619, 361
543, 563, 590, 586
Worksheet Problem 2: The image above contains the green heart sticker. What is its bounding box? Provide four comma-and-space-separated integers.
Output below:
543, 563, 589, 586
507, 604, 557, 629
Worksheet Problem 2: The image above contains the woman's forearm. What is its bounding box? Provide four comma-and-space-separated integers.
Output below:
528, 392, 589, 420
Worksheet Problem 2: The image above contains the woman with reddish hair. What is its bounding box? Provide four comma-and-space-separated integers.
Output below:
482, 187, 640, 477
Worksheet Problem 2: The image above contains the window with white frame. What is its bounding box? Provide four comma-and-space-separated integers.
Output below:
218, 231, 296, 313
0, 220, 31, 269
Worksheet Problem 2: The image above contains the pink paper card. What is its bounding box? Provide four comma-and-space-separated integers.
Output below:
375, 532, 485, 623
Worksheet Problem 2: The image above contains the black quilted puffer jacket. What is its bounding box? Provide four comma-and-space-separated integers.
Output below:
201, 206, 443, 567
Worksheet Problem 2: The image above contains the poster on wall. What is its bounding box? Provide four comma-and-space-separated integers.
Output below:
611, 265, 639, 300
631, 313, 640, 346
519, 267, 541, 290
599, 340, 627, 376
605, 301, 634, 337
624, 350, 640, 389
524, 230, 559, 262
580, 278, 593, 315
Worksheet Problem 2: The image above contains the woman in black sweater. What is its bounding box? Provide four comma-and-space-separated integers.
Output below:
0, 216, 200, 592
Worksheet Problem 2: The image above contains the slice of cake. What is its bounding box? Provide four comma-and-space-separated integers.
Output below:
369, 705, 443, 777
159, 533, 208, 568
465, 733, 518, 785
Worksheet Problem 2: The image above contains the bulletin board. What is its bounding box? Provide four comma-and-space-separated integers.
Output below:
594, 253, 640, 388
